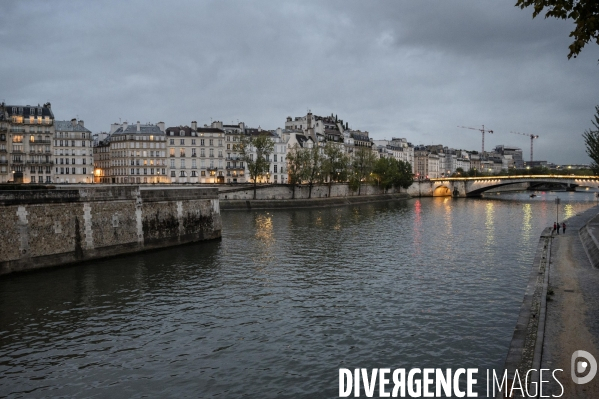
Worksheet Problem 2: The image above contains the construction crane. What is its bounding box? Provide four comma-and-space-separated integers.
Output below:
510, 131, 539, 162
457, 125, 493, 155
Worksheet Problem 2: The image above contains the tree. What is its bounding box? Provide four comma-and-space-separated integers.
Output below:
322, 142, 349, 197
373, 157, 397, 193
304, 145, 324, 199
583, 105, 599, 174
351, 147, 377, 195
516, 0, 599, 59
239, 133, 275, 199
286, 144, 308, 199
373, 157, 414, 193
394, 159, 414, 190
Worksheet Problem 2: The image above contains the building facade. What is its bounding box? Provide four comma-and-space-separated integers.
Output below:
54, 119, 93, 183
0, 102, 55, 183
108, 122, 168, 184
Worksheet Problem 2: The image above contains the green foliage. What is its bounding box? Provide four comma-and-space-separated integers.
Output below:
351, 147, 378, 194
322, 142, 349, 184
583, 105, 599, 174
516, 0, 599, 59
239, 133, 275, 198
372, 157, 414, 192
304, 146, 324, 198
286, 144, 308, 186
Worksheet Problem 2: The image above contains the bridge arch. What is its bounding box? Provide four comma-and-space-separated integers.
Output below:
433, 185, 452, 197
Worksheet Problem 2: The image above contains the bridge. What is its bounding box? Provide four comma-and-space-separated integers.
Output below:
407, 175, 599, 197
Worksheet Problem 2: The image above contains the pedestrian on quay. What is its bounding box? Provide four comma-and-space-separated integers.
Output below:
557, 222, 561, 234
553, 222, 557, 234
563, 222, 566, 234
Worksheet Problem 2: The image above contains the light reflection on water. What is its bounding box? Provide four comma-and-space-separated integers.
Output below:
0, 191, 596, 398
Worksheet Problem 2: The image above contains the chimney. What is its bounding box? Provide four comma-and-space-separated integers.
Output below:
78, 120, 84, 127
191, 121, 197, 130
258, 126, 262, 132
71, 118, 77, 127
137, 121, 141, 132
122, 121, 128, 131
157, 121, 165, 132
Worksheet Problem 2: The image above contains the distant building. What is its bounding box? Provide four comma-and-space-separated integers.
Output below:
108, 121, 168, 184
0, 102, 55, 183
54, 119, 93, 183
495, 145, 523, 169
93, 138, 110, 183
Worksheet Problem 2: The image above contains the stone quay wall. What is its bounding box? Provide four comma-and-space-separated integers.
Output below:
218, 183, 405, 200
0, 186, 221, 276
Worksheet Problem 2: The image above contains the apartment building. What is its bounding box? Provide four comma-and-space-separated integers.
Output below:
0, 102, 55, 183
93, 139, 111, 183
108, 121, 168, 184
54, 119, 93, 183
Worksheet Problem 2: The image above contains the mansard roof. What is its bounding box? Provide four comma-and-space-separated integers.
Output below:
113, 124, 164, 135
4, 103, 54, 118
55, 120, 91, 133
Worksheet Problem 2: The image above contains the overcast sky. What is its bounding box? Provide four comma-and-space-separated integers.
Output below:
1, 0, 598, 164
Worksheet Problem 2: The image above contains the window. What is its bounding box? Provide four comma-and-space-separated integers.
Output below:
180, 159, 185, 169
180, 139, 185, 145
180, 148, 185, 157
83, 167, 86, 174
171, 171, 175, 177
201, 171, 206, 176
170, 159, 175, 168
192, 148, 196, 156
227, 144, 230, 149
191, 139, 196, 145
209, 149, 214, 157
274, 165, 277, 173
170, 139, 174, 145
274, 154, 277, 162
200, 139, 204, 146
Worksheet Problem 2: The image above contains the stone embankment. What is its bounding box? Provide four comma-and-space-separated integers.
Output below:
0, 186, 221, 276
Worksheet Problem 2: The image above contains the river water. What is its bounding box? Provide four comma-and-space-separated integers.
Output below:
0, 191, 597, 398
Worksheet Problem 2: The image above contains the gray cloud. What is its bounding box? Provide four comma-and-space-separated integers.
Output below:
1, 0, 597, 164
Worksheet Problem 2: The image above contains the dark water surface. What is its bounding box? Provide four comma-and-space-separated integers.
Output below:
0, 191, 596, 398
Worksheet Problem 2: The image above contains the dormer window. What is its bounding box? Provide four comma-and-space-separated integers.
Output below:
170, 132, 174, 136
180, 130, 184, 136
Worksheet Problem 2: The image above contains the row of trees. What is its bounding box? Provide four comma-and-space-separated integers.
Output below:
239, 134, 414, 199
288, 143, 413, 199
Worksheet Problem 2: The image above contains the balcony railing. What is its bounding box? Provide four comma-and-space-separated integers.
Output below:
0, 160, 8, 164
10, 128, 25, 133
30, 140, 52, 144
26, 160, 54, 165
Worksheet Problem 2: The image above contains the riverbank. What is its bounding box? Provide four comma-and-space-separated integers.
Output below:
220, 192, 411, 210
500, 205, 599, 398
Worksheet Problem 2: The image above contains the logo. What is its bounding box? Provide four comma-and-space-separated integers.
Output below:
571, 350, 597, 384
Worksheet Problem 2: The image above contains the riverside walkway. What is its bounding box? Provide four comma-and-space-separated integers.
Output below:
540, 206, 599, 397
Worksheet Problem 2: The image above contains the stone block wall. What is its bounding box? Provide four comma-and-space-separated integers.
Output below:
0, 186, 221, 276
219, 183, 405, 200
